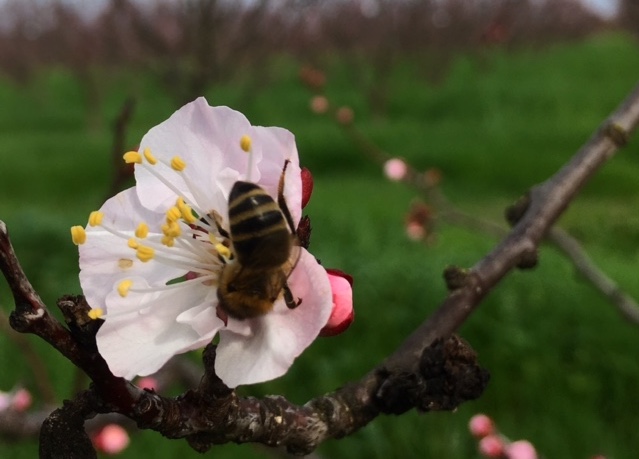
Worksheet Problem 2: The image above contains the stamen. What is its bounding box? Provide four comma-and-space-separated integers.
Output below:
143, 147, 158, 165
136, 245, 155, 262
241, 134, 256, 182
123, 151, 142, 164
70, 226, 87, 245
161, 236, 175, 247
118, 280, 133, 297
89, 211, 104, 227
135, 222, 149, 239
135, 158, 216, 229
166, 206, 181, 222
161, 221, 181, 238
88, 308, 104, 320
240, 135, 252, 152
128, 238, 139, 249
128, 274, 217, 295
215, 242, 231, 260
171, 156, 186, 171
177, 197, 197, 224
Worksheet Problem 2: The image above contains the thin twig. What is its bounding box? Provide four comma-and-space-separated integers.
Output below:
335, 87, 639, 326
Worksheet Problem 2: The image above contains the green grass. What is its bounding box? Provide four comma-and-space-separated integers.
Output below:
1, 32, 639, 458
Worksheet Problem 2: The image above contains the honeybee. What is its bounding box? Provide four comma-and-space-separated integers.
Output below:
216, 161, 302, 320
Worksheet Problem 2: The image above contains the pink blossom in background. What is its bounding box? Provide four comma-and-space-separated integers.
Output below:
383, 158, 408, 182
505, 440, 538, 459
310, 95, 329, 114
93, 424, 130, 455
479, 435, 505, 458
469, 413, 495, 438
11, 388, 32, 412
336, 106, 354, 125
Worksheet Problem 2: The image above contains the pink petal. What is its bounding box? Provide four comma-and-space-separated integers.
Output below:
479, 435, 505, 458
79, 188, 186, 311
215, 250, 332, 387
505, 440, 538, 459
93, 424, 130, 455
469, 413, 495, 438
249, 125, 302, 225
97, 280, 223, 379
10, 388, 32, 412
136, 98, 256, 215
320, 269, 354, 337
384, 158, 408, 181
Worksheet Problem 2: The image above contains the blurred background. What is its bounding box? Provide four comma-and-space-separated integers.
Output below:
0, 0, 639, 457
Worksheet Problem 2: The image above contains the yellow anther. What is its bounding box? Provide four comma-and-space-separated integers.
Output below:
240, 135, 252, 152
143, 147, 157, 165
177, 198, 197, 223
118, 258, 134, 269
88, 211, 104, 227
166, 206, 181, 222
161, 221, 181, 238
70, 226, 87, 245
117, 280, 133, 297
123, 151, 142, 164
136, 245, 155, 262
88, 308, 104, 320
161, 235, 175, 247
128, 238, 139, 249
215, 243, 231, 260
135, 222, 149, 239
171, 156, 186, 171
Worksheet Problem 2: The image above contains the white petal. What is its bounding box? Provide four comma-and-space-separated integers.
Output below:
252, 126, 303, 225
135, 98, 259, 216
79, 188, 185, 310
215, 250, 332, 387
97, 279, 223, 379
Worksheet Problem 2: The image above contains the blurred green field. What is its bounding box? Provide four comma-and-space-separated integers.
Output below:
1, 32, 639, 458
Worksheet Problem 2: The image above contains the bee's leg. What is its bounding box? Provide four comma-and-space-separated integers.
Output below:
283, 283, 302, 309
209, 210, 230, 239
277, 159, 297, 234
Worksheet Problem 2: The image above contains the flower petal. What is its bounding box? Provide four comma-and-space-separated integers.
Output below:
97, 279, 223, 379
79, 188, 185, 311
135, 98, 260, 216
215, 250, 332, 387
250, 126, 302, 225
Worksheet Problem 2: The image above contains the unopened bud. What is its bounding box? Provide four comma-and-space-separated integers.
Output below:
320, 269, 354, 337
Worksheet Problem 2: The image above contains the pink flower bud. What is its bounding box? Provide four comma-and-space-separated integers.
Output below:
336, 106, 354, 126
11, 388, 32, 412
320, 269, 354, 337
479, 435, 505, 458
505, 440, 537, 459
136, 376, 159, 391
405, 222, 426, 241
310, 95, 329, 114
301, 167, 314, 208
0, 392, 11, 412
93, 424, 130, 455
383, 158, 408, 181
469, 414, 495, 438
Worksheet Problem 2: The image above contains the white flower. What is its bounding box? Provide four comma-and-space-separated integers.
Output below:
73, 97, 333, 387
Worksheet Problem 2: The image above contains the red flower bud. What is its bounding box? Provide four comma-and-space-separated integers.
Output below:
301, 167, 314, 208
320, 269, 354, 337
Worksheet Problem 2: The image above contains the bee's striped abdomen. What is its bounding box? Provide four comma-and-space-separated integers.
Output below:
228, 181, 291, 268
